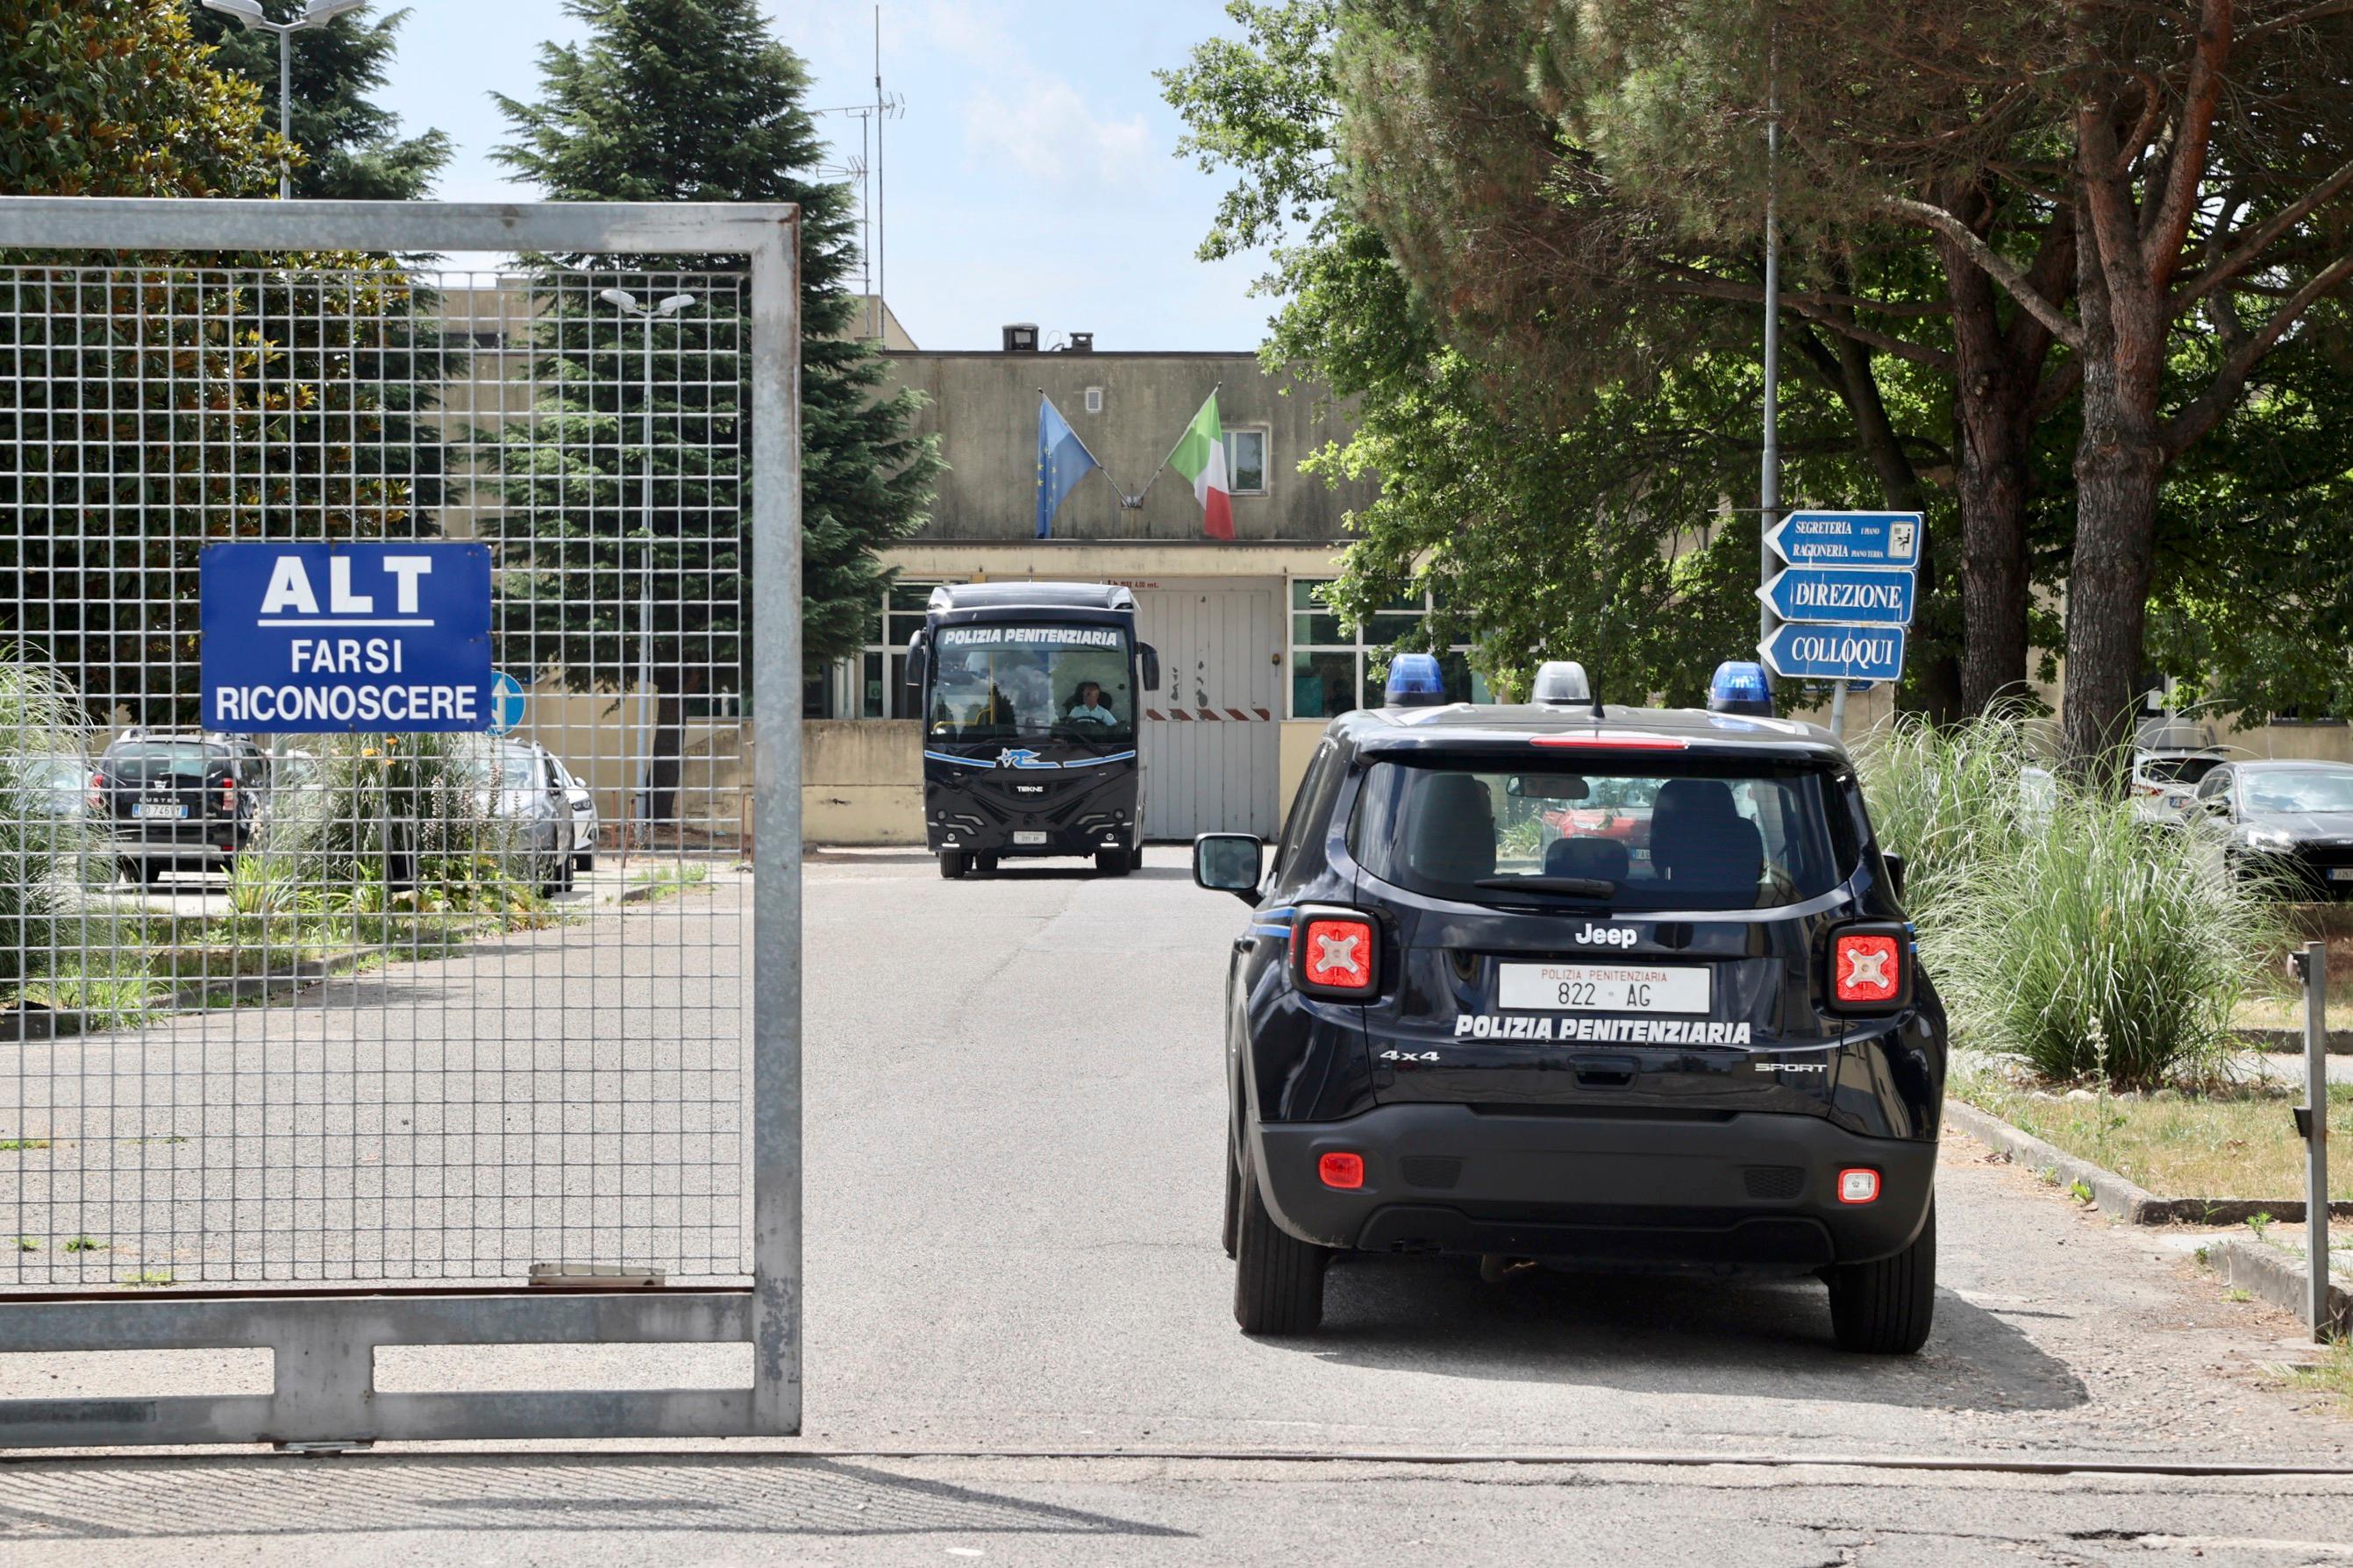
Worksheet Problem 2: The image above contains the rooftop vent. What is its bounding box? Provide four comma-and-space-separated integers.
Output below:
1065, 331, 1095, 353
1002, 323, 1040, 353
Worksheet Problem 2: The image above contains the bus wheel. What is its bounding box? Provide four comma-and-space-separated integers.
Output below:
1095, 845, 1132, 877
938, 851, 970, 880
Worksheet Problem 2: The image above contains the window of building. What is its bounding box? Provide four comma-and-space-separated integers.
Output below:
845, 580, 949, 719
1287, 579, 1489, 719
1226, 426, 1269, 495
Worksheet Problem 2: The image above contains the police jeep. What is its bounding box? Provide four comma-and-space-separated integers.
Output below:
1192, 656, 1944, 1353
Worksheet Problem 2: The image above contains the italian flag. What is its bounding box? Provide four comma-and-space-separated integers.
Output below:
1168, 390, 1234, 540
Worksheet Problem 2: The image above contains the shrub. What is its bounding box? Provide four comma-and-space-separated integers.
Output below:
264, 733, 519, 902
0, 658, 98, 1002
1857, 711, 2279, 1087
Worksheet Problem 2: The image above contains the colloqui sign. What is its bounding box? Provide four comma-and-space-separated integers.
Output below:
200, 543, 496, 732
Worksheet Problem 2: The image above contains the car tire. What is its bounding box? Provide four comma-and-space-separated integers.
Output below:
1233, 1144, 1327, 1336
141, 860, 168, 886
575, 852, 595, 873
938, 852, 970, 880
1825, 1202, 1936, 1355
1095, 846, 1131, 876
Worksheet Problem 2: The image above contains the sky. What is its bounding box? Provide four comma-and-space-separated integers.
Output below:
379, 0, 1280, 351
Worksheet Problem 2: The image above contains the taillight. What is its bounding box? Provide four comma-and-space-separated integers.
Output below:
1837, 1168, 1881, 1204
219, 776, 237, 814
1318, 1152, 1365, 1190
87, 772, 103, 813
1294, 911, 1378, 998
1826, 923, 1910, 1015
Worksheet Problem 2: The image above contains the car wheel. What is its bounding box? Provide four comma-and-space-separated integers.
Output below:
938, 851, 970, 880
1233, 1144, 1327, 1336
141, 860, 168, 886
1825, 1202, 1936, 1355
574, 852, 595, 873
1095, 845, 1131, 876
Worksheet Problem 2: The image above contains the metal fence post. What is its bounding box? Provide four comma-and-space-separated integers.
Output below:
2299, 939, 2330, 1340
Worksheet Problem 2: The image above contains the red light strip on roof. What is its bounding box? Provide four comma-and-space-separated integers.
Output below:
1528, 734, 1689, 750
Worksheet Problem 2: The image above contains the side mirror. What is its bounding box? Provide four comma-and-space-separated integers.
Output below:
1194, 832, 1263, 902
1880, 850, 1906, 904
1138, 643, 1161, 691
904, 631, 928, 695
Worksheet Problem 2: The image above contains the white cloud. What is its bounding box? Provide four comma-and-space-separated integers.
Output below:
961, 76, 1154, 187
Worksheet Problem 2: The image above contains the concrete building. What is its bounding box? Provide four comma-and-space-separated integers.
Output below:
808, 322, 1472, 845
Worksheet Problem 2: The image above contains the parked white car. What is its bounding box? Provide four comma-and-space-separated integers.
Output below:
532, 745, 599, 873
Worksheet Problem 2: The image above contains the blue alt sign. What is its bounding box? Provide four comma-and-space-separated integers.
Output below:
199, 542, 495, 733
1758, 623, 1908, 684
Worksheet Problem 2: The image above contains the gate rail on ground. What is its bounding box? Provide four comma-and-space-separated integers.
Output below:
0, 198, 802, 1445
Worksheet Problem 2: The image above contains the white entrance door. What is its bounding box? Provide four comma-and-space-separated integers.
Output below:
1133, 583, 1280, 840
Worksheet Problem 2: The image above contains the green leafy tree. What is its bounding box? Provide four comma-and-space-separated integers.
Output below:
1552, 0, 2353, 768
1, 0, 282, 199
491, 0, 938, 818
1, 1, 453, 727
1165, 0, 1956, 711
187, 1, 450, 201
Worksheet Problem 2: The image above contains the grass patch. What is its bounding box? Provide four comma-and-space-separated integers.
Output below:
2285, 1338, 2353, 1414
0, 1137, 48, 1151
61, 1236, 103, 1252
118, 1270, 174, 1288
626, 861, 713, 903
1953, 1061, 2353, 1200
11, 1237, 36, 1251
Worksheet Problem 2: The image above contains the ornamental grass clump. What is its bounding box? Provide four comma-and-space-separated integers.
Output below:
1857, 711, 2279, 1088
0, 657, 98, 1002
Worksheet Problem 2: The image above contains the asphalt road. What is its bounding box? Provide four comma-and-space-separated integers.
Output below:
5, 845, 2353, 1562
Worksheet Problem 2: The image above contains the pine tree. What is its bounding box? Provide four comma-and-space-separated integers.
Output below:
185, 2, 450, 201
491, 0, 936, 821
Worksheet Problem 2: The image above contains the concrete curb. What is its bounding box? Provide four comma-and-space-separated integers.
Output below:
1943, 1098, 2353, 1226
2211, 1235, 2352, 1337
2235, 1027, 2353, 1055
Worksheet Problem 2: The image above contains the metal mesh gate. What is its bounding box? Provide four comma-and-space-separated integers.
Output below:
0, 199, 802, 1446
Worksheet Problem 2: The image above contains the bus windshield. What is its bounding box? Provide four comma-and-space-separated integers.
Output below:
927, 624, 1133, 743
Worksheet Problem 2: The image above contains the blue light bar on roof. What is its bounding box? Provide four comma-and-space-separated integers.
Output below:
1385, 652, 1446, 707
1707, 659, 1775, 717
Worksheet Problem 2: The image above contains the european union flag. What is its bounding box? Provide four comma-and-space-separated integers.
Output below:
1036, 393, 1100, 538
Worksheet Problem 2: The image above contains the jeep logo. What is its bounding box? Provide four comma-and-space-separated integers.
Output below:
1572, 922, 1638, 948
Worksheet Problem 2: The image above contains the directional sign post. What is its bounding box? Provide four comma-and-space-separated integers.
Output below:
1758, 623, 1908, 686
1766, 510, 1922, 569
487, 672, 527, 736
1757, 565, 1916, 627
200, 542, 495, 732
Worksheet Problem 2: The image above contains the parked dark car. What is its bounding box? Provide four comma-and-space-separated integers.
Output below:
95, 731, 268, 883
2188, 759, 2353, 897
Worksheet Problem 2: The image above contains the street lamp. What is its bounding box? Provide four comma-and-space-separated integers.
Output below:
200, 0, 368, 201
600, 289, 698, 851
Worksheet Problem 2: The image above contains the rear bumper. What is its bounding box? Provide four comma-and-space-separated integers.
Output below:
1252, 1103, 1936, 1269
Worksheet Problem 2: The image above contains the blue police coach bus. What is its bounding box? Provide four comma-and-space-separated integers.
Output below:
905, 583, 1159, 879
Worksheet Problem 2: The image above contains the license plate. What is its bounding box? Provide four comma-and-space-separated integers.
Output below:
133, 802, 188, 820
2330, 868, 2353, 883
1498, 961, 1711, 1014
1012, 830, 1049, 845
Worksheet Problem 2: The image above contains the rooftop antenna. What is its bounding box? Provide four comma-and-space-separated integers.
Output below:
812, 6, 906, 343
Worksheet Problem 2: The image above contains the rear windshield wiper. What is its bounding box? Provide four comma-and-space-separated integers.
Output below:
1472, 875, 1615, 899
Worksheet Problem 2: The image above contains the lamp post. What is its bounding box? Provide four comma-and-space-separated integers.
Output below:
600, 289, 698, 852
199, 0, 367, 201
